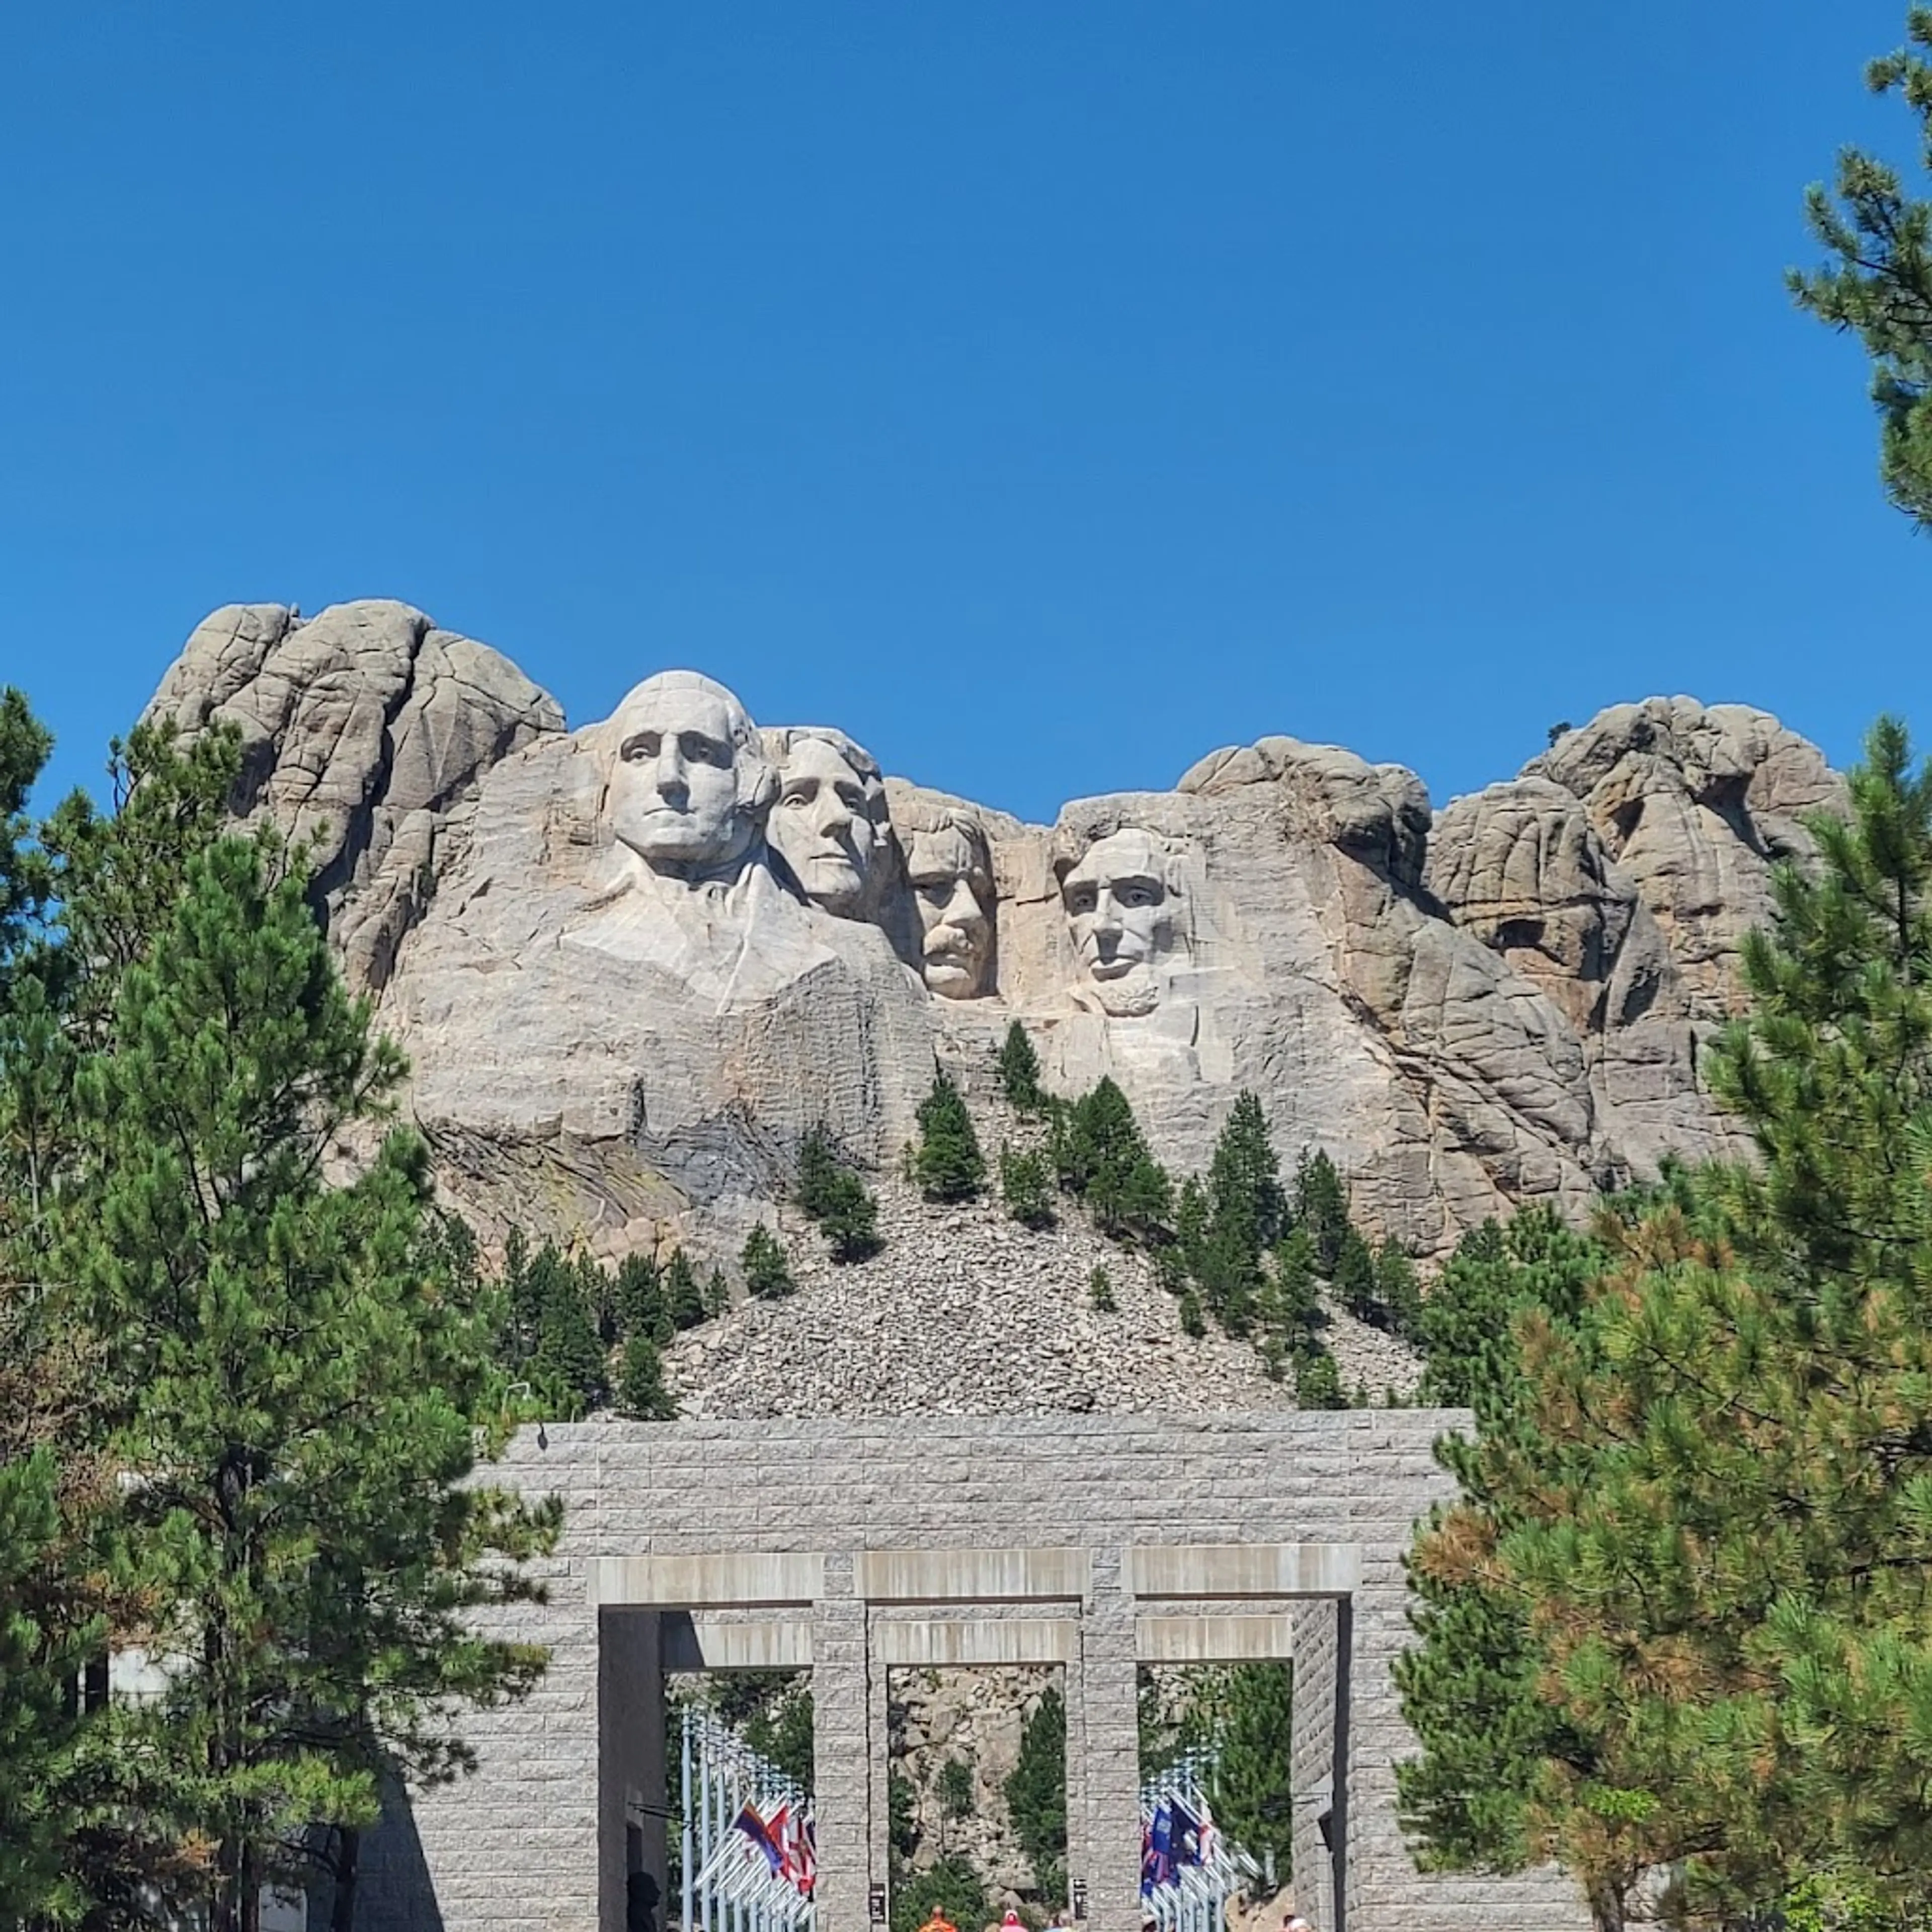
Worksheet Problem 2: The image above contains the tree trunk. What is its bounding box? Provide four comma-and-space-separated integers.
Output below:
330, 1828, 361, 1932
1586, 1881, 1627, 1932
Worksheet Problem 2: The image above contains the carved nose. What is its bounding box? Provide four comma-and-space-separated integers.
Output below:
654, 750, 688, 796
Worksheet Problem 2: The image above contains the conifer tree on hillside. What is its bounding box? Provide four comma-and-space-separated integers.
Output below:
741, 1225, 794, 1300
997, 1017, 1046, 1114
528, 1243, 609, 1412
663, 1248, 707, 1330
615, 1333, 676, 1421
1191, 1091, 1286, 1335
796, 1125, 883, 1261
1333, 1225, 1378, 1325
1371, 1238, 1422, 1340
614, 1249, 668, 1340
914, 1068, 986, 1202
999, 1144, 1054, 1228
1057, 1077, 1172, 1241
1291, 1149, 1350, 1275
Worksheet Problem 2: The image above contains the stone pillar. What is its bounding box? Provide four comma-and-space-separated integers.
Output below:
1061, 1624, 1088, 1913
1078, 1547, 1141, 1927
598, 1608, 666, 1932
813, 1552, 871, 1931
1290, 1599, 1340, 1932
867, 1613, 892, 1906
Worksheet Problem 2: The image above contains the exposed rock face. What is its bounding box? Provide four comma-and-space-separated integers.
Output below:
145, 601, 563, 994
1426, 701, 1842, 1175
143, 606, 1842, 1263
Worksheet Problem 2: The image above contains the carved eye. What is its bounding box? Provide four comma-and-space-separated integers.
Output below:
622, 732, 661, 764
1066, 887, 1097, 915
782, 785, 814, 811
1118, 884, 1158, 908
681, 732, 729, 767
836, 784, 866, 814
917, 882, 951, 905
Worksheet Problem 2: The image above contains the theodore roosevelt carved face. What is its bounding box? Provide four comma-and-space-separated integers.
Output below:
904, 813, 995, 999
605, 671, 775, 880
765, 728, 886, 918
1058, 827, 1179, 1016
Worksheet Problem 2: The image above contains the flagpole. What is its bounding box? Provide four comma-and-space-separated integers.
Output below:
688, 1715, 703, 1932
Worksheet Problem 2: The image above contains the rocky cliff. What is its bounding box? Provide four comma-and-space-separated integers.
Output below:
144, 600, 1840, 1283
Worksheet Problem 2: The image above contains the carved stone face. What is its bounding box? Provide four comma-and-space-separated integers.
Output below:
769, 735, 876, 915
1060, 827, 1176, 1016
606, 673, 768, 876
906, 824, 993, 999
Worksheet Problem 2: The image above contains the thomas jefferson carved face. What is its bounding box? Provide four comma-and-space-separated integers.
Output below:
767, 731, 880, 916
605, 671, 774, 878
906, 821, 994, 999
1059, 827, 1177, 1016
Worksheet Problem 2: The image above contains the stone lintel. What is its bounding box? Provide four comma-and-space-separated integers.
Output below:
1125, 1542, 1360, 1599
660, 1615, 814, 1671
855, 1546, 1090, 1603
1135, 1613, 1297, 1662
588, 1551, 825, 1608
871, 1617, 1078, 1667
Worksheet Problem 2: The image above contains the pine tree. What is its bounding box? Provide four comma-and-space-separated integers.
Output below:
1293, 1347, 1346, 1410
1060, 1078, 1172, 1240
1332, 1224, 1378, 1323
1206, 1091, 1287, 1251
999, 1144, 1055, 1229
614, 1249, 667, 1339
662, 1248, 706, 1330
703, 1265, 729, 1318
614, 1333, 676, 1421
1372, 1238, 1422, 1339
819, 1171, 882, 1262
997, 1017, 1046, 1114
1268, 1225, 1322, 1358
795, 1127, 883, 1261
913, 1068, 986, 1202
741, 1225, 794, 1300
1401, 720, 1932, 1922
1292, 1148, 1350, 1274
56, 830, 559, 1932
1206, 1662, 1297, 1880
1004, 1685, 1068, 1902
529, 1242, 608, 1412
1178, 1287, 1207, 1338
796, 1125, 842, 1222
0, 1450, 94, 1925
1395, 1207, 1608, 1880
1088, 1264, 1116, 1312
0, 708, 265, 1925
1792, 9, 1932, 528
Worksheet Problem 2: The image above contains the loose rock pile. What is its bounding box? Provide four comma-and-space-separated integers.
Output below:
665, 1177, 1420, 1419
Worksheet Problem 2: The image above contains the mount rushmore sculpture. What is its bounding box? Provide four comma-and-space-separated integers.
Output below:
143, 598, 1844, 1261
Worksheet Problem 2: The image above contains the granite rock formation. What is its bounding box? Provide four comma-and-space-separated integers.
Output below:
142, 600, 1842, 1262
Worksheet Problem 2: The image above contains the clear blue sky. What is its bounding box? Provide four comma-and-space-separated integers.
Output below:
3, 1, 1925, 823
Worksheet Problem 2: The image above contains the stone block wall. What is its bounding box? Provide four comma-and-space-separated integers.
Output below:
360, 1411, 1589, 1932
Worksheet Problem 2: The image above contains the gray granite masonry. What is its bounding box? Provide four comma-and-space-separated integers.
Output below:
356, 1411, 1588, 1932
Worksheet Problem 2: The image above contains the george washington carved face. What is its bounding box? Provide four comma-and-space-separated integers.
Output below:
605, 671, 775, 879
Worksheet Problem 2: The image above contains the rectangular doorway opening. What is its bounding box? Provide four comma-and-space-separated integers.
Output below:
887, 1662, 1069, 1931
